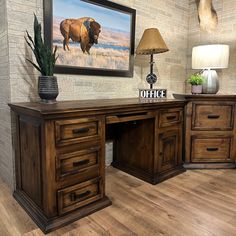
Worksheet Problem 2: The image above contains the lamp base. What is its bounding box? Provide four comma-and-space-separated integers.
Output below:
146, 54, 158, 89
146, 73, 157, 89
202, 69, 219, 94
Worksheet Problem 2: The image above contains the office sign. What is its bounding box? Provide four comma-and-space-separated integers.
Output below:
139, 89, 167, 99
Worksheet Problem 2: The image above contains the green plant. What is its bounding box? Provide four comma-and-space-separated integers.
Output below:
187, 74, 204, 85
25, 14, 58, 76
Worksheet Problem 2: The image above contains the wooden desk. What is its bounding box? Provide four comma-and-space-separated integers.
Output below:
9, 98, 186, 233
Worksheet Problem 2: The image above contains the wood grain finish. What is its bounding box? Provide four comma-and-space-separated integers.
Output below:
158, 129, 180, 172
173, 94, 236, 169
19, 116, 42, 209
9, 98, 186, 233
192, 103, 233, 130
159, 108, 182, 128
58, 177, 102, 215
106, 111, 155, 124
1, 168, 236, 236
112, 107, 185, 184
113, 118, 155, 175
191, 137, 232, 162
56, 147, 100, 181
55, 117, 102, 146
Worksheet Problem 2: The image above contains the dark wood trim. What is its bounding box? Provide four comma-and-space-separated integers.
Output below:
155, 166, 186, 183
112, 162, 186, 184
9, 99, 186, 119
112, 161, 156, 184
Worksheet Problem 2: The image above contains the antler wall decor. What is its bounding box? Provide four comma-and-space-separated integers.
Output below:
196, 0, 218, 32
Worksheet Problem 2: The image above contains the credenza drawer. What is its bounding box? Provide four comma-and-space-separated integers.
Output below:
58, 178, 102, 215
192, 104, 233, 130
191, 137, 231, 162
159, 109, 182, 127
56, 147, 100, 181
55, 117, 102, 146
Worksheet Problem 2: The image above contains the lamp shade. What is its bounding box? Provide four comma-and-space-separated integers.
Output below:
192, 44, 229, 69
136, 28, 169, 55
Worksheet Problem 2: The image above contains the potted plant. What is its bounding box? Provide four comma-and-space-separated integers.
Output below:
187, 74, 204, 94
25, 14, 59, 103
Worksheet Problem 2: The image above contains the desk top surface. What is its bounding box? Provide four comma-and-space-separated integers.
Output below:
173, 93, 236, 100
9, 98, 185, 115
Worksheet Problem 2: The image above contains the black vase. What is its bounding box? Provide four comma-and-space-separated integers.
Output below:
38, 76, 59, 103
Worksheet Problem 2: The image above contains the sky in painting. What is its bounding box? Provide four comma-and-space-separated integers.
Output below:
53, 0, 131, 32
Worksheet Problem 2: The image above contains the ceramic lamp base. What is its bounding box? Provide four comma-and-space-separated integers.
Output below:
202, 69, 219, 94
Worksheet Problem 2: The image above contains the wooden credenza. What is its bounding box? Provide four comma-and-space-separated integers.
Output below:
174, 94, 236, 169
9, 98, 186, 233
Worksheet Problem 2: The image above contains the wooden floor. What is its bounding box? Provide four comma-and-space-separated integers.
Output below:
0, 167, 236, 236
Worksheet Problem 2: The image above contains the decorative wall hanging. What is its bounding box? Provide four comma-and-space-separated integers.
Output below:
196, 0, 218, 32
44, 0, 136, 77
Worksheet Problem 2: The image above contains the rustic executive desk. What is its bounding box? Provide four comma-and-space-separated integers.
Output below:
10, 98, 186, 233
10, 95, 236, 233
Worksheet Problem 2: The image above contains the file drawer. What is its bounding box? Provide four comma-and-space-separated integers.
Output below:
192, 104, 233, 130
58, 178, 102, 215
191, 137, 231, 162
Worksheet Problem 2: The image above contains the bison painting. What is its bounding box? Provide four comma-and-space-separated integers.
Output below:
60, 17, 101, 54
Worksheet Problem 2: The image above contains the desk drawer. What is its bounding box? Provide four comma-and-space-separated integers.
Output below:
192, 104, 233, 130
55, 117, 102, 146
106, 111, 155, 124
191, 137, 231, 162
159, 109, 182, 127
58, 178, 102, 215
56, 147, 100, 181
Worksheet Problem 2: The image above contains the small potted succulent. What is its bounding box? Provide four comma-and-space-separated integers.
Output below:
25, 14, 58, 103
187, 74, 204, 94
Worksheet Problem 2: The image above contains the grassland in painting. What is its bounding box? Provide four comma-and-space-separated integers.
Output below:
53, 16, 131, 70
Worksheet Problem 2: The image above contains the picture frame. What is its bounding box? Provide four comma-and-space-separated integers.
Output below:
44, 0, 136, 77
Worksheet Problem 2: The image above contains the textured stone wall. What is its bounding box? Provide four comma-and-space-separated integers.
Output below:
0, 0, 13, 188
187, 0, 236, 93
1, 0, 189, 189
7, 0, 189, 102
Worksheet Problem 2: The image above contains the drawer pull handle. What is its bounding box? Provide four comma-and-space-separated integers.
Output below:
207, 147, 219, 152
166, 115, 177, 120
70, 190, 91, 202
207, 115, 220, 119
72, 128, 89, 135
73, 159, 90, 167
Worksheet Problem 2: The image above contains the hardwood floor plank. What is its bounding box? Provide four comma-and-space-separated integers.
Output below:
0, 168, 236, 236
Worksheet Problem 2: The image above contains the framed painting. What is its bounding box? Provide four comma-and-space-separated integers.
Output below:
44, 0, 136, 77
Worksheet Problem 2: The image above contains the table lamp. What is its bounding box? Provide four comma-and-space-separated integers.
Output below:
192, 44, 229, 94
136, 28, 169, 89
